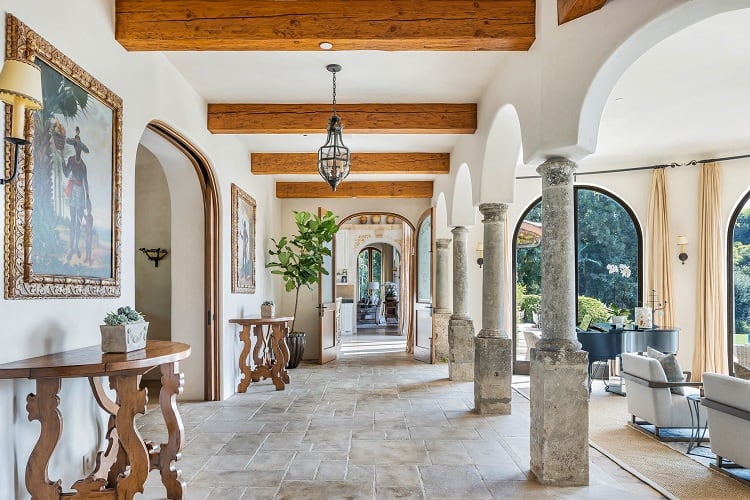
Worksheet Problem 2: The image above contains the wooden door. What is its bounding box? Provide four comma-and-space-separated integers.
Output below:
318, 207, 337, 364
414, 207, 436, 363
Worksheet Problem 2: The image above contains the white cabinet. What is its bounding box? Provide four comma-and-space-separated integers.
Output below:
341, 303, 354, 334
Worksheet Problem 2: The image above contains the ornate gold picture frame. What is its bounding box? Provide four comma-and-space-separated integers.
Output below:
4, 14, 122, 298
231, 184, 256, 293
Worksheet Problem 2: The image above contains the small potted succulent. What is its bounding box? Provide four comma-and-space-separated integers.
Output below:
261, 300, 275, 318
100, 306, 149, 353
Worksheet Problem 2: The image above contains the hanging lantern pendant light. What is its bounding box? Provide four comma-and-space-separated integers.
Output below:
317, 64, 351, 191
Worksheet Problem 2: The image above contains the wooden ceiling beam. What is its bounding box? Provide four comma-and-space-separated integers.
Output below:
115, 0, 535, 52
276, 181, 433, 199
557, 0, 607, 25
209, 104, 476, 134
252, 153, 449, 175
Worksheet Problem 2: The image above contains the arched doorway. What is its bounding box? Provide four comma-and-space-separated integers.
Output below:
336, 212, 415, 355
136, 121, 221, 401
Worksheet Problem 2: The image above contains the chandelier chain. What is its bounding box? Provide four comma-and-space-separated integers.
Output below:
332, 71, 337, 116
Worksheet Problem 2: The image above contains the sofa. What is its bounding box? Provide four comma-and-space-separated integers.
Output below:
702, 373, 750, 472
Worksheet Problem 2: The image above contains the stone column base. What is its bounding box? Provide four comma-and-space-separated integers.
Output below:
448, 318, 475, 381
530, 348, 589, 486
474, 335, 512, 415
434, 311, 451, 362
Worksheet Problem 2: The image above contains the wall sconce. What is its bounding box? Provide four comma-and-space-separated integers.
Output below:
476, 241, 484, 268
139, 247, 169, 268
0, 58, 43, 185
676, 236, 688, 265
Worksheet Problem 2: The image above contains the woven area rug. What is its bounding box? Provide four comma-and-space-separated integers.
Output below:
515, 382, 750, 499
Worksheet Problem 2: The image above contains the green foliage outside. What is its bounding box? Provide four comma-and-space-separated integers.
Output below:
267, 210, 339, 332
517, 294, 609, 324
734, 209, 750, 337
515, 189, 639, 321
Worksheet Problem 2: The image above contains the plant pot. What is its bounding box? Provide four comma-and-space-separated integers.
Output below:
261, 304, 274, 318
100, 322, 149, 353
286, 332, 306, 369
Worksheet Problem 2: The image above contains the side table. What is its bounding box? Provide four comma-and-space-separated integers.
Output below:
687, 393, 709, 454
229, 316, 293, 391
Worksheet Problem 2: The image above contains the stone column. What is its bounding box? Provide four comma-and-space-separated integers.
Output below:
448, 226, 474, 380
530, 158, 589, 486
434, 238, 452, 361
475, 203, 512, 414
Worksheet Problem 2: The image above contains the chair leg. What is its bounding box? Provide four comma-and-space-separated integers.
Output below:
655, 427, 661, 438
717, 456, 723, 468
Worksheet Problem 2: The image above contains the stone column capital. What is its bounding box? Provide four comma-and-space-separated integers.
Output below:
451, 226, 469, 237
536, 158, 577, 186
436, 238, 451, 249
479, 203, 508, 223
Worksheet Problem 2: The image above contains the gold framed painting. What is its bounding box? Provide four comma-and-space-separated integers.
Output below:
4, 14, 122, 298
231, 184, 256, 293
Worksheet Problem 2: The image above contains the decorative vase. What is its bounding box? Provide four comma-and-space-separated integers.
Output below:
261, 304, 274, 318
100, 322, 149, 353
359, 215, 368, 224
610, 315, 626, 328
386, 214, 395, 224
370, 214, 381, 224
286, 332, 306, 369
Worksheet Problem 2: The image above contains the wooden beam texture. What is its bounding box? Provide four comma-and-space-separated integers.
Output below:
276, 181, 433, 198
252, 153, 449, 175
209, 104, 477, 134
557, 0, 607, 25
115, 0, 535, 51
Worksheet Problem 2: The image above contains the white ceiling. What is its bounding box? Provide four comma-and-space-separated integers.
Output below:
163, 9, 750, 176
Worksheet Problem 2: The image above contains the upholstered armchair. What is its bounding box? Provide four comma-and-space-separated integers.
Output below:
702, 373, 750, 471
620, 352, 705, 439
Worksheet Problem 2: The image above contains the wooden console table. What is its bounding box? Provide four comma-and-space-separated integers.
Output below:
0, 340, 191, 499
229, 316, 292, 392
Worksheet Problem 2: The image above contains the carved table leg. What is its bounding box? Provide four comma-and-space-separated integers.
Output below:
237, 325, 252, 392
276, 322, 290, 385
251, 324, 267, 383
111, 374, 149, 499
25, 377, 63, 500
152, 362, 186, 499
269, 323, 287, 390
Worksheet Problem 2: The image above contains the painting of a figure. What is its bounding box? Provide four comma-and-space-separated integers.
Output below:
4, 14, 122, 298
231, 184, 256, 293
32, 60, 113, 278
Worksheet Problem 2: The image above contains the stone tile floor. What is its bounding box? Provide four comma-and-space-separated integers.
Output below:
135, 334, 664, 499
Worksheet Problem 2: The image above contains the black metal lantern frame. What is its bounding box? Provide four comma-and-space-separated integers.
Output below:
317, 64, 351, 191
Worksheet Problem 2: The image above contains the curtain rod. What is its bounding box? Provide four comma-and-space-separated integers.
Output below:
515, 152, 750, 180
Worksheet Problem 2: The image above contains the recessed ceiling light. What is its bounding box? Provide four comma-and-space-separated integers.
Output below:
319, 41, 333, 50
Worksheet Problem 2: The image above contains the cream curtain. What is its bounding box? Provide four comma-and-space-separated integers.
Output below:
694, 162, 728, 379
647, 169, 675, 327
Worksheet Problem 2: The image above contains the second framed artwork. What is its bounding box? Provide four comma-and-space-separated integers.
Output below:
231, 184, 256, 293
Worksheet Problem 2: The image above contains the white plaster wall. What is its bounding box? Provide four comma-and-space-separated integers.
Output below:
276, 198, 429, 359
0, 2, 279, 496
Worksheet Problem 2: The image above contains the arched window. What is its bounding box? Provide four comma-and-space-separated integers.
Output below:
513, 186, 643, 372
358, 247, 382, 300
727, 194, 750, 376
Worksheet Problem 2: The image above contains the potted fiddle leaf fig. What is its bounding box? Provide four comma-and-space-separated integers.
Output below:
100, 306, 148, 353
267, 210, 339, 368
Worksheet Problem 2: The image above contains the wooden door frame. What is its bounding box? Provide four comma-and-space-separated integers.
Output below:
147, 121, 221, 401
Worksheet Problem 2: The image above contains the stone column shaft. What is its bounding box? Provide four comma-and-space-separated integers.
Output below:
449, 226, 474, 380
451, 226, 469, 320
536, 160, 581, 352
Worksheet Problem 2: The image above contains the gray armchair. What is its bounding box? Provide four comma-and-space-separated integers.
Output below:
702, 373, 750, 474
620, 352, 704, 439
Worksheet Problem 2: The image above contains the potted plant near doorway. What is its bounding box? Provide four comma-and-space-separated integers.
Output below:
267, 210, 339, 368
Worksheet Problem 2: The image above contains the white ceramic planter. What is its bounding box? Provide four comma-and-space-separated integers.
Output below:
261, 305, 275, 318
100, 322, 149, 353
